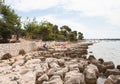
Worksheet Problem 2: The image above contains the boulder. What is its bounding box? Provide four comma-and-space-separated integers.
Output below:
12, 59, 24, 67
19, 71, 36, 84
47, 68, 56, 77
49, 62, 60, 69
0, 64, 12, 74
57, 59, 65, 67
89, 59, 105, 73
97, 64, 106, 73
105, 69, 120, 77
25, 59, 41, 65
117, 65, 120, 70
64, 71, 85, 84
103, 61, 115, 70
64, 61, 75, 67
0, 73, 20, 84
104, 75, 120, 84
43, 75, 63, 84
54, 67, 68, 79
84, 64, 99, 84
78, 63, 84, 72
68, 63, 80, 72
98, 58, 104, 64
98, 61, 115, 73
46, 58, 57, 64
37, 74, 49, 84
88, 55, 96, 61
40, 62, 49, 72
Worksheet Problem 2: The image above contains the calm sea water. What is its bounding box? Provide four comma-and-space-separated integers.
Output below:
88, 40, 120, 66
87, 40, 120, 84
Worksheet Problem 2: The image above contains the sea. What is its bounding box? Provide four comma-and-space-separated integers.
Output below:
87, 40, 120, 84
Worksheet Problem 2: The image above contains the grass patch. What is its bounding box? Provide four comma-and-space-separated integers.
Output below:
19, 49, 26, 56
1, 53, 12, 60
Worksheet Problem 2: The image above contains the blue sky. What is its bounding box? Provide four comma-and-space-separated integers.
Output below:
5, 0, 120, 39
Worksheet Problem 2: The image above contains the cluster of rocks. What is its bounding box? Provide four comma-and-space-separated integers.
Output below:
0, 43, 120, 84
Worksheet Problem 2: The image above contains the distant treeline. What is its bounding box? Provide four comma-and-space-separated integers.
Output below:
86, 39, 120, 41
0, 1, 83, 43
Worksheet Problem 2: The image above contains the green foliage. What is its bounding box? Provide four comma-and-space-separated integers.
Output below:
24, 19, 84, 41
0, 2, 84, 42
69, 32, 77, 41
1, 53, 12, 60
0, 3, 21, 43
19, 49, 26, 56
78, 32, 84, 40
60, 25, 72, 41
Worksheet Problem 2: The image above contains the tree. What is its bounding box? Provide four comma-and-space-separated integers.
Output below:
0, 20, 12, 42
39, 21, 55, 41
23, 19, 84, 41
69, 32, 77, 41
60, 25, 72, 41
0, 3, 21, 42
78, 32, 84, 40
52, 25, 59, 40
73, 31, 77, 37
24, 19, 39, 39
60, 25, 71, 32
38, 26, 50, 41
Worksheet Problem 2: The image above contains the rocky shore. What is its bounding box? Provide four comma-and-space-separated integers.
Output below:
0, 42, 120, 84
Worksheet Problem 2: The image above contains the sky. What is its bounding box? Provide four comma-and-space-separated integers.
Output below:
5, 0, 120, 39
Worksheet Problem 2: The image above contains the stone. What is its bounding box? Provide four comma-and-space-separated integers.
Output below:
78, 63, 84, 72
46, 58, 57, 64
105, 69, 120, 77
98, 58, 104, 64
0, 64, 12, 74
117, 65, 120, 70
57, 59, 65, 67
97, 64, 106, 73
49, 62, 60, 69
97, 61, 115, 73
69, 63, 79, 71
24, 55, 33, 60
47, 68, 56, 77
64, 71, 85, 84
37, 74, 49, 84
88, 55, 96, 61
54, 67, 68, 79
25, 59, 41, 65
84, 64, 99, 84
19, 71, 36, 84
103, 61, 115, 70
41, 62, 49, 72
12, 59, 24, 67
104, 75, 120, 84
43, 75, 63, 84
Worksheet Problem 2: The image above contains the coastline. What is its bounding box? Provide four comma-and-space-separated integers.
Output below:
0, 41, 120, 84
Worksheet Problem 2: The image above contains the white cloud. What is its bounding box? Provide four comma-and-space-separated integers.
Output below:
5, 0, 120, 26
5, 0, 120, 38
5, 0, 61, 12
62, 0, 120, 26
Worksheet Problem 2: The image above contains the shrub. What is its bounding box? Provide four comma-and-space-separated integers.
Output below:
1, 53, 12, 60
19, 49, 26, 56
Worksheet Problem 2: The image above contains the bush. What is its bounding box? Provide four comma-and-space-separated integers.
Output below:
1, 53, 12, 60
19, 49, 26, 56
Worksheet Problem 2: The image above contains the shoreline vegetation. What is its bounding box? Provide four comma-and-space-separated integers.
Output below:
0, 1, 83, 43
